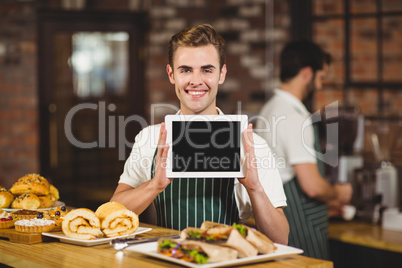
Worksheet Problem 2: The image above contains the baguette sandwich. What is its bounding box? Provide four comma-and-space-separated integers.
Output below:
157, 238, 237, 264
181, 225, 258, 257
201, 221, 277, 254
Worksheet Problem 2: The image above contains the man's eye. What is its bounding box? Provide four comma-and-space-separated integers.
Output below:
181, 69, 190, 73
204, 69, 212, 73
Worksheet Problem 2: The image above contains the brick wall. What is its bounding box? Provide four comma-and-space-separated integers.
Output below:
2, 0, 402, 188
0, 0, 290, 187
312, 0, 402, 116
0, 2, 38, 188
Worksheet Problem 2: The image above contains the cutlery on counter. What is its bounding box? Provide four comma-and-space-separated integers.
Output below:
110, 234, 180, 250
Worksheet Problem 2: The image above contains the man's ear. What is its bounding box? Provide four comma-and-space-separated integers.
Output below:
218, 64, 227, 85
301, 66, 313, 84
166, 64, 175, 84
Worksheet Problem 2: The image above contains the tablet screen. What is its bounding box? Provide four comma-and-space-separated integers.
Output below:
165, 114, 248, 178
172, 121, 241, 172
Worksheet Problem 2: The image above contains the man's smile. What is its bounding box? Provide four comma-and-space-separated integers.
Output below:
185, 89, 208, 97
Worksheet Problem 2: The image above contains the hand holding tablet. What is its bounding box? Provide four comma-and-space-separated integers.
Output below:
164, 114, 248, 178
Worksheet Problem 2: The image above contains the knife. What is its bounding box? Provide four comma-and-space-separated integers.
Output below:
110, 234, 181, 250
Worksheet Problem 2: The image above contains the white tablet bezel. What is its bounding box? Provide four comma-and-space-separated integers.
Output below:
164, 114, 248, 178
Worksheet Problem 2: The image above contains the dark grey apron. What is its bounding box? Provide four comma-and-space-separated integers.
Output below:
283, 124, 330, 260
151, 149, 239, 230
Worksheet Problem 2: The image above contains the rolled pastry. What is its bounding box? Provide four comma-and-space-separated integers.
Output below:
62, 208, 103, 240
95, 202, 139, 238
0, 187, 14, 208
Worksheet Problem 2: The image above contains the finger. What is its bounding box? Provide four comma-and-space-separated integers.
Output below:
245, 123, 255, 157
157, 122, 167, 158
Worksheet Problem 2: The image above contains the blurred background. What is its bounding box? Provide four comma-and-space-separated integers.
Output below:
0, 0, 402, 214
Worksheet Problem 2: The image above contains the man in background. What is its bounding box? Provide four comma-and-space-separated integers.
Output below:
256, 40, 353, 259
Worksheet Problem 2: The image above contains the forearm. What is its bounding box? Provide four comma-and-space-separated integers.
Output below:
248, 187, 289, 245
294, 163, 337, 202
110, 181, 161, 215
309, 179, 337, 202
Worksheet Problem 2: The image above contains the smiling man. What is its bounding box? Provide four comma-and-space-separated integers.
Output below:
110, 24, 289, 244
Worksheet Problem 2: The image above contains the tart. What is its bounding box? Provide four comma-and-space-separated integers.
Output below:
0, 209, 14, 229
42, 206, 68, 231
11, 209, 41, 220
15, 218, 55, 233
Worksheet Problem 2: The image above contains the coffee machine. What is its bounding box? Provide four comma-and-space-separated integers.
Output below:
325, 106, 364, 184
353, 117, 400, 226
366, 118, 399, 209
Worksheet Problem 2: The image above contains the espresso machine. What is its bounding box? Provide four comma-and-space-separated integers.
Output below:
366, 118, 399, 208
325, 106, 364, 185
353, 117, 401, 228
338, 107, 364, 183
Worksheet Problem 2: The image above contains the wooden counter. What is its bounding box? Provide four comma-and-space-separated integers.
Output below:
328, 220, 402, 268
0, 223, 333, 268
328, 220, 402, 253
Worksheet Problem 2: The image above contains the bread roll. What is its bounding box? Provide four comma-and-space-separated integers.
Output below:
0, 187, 14, 208
38, 194, 56, 208
10, 174, 50, 196
11, 193, 41, 210
95, 202, 139, 238
62, 208, 103, 240
49, 184, 60, 201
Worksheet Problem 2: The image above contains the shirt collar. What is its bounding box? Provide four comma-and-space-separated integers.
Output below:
175, 107, 224, 115
274, 88, 310, 116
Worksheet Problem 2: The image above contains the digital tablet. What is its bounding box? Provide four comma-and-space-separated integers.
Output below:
165, 114, 248, 178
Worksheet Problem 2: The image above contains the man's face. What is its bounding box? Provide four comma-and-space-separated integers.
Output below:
305, 63, 328, 98
166, 44, 227, 115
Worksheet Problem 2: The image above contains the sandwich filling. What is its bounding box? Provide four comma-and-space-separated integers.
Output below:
158, 239, 209, 264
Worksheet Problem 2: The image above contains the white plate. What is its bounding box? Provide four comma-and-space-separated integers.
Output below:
3, 201, 66, 212
126, 241, 303, 268
42, 227, 152, 246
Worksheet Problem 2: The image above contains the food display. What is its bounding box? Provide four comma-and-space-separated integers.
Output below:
158, 221, 277, 264
0, 209, 14, 229
3, 174, 61, 210
95, 202, 139, 238
14, 218, 55, 233
61, 202, 139, 240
